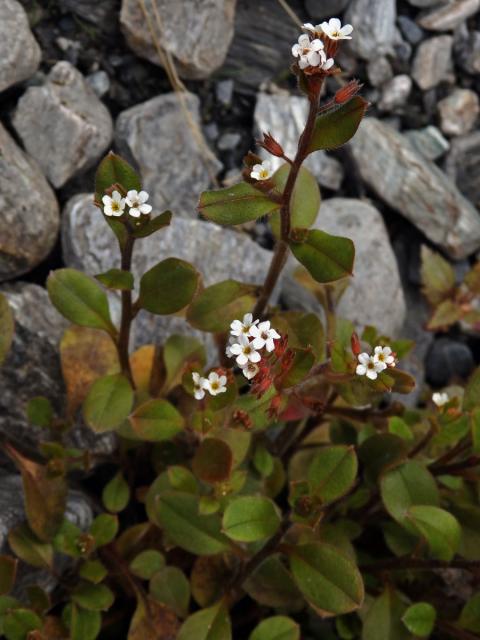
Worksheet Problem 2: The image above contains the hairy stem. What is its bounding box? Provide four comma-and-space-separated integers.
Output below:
118, 235, 135, 387
253, 88, 321, 319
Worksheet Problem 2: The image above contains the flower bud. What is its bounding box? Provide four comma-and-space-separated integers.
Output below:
335, 79, 362, 104
257, 132, 285, 158
351, 332, 361, 356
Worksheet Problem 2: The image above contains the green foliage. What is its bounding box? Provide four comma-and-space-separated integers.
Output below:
270, 164, 320, 235
307, 445, 358, 504
222, 496, 281, 542
102, 472, 130, 513
307, 97, 369, 153
26, 396, 54, 428
187, 280, 257, 332
83, 373, 134, 432
178, 601, 231, 640
198, 182, 280, 225
290, 229, 355, 283
402, 602, 436, 638
95, 268, 134, 291
129, 399, 184, 441
139, 258, 199, 315
0, 557, 17, 596
249, 616, 300, 640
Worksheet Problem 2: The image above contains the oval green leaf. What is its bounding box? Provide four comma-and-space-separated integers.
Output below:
308, 445, 358, 504
130, 550, 165, 580
249, 616, 300, 640
72, 583, 114, 612
150, 566, 190, 618
307, 97, 368, 153
102, 472, 130, 513
178, 601, 231, 640
222, 496, 280, 543
402, 602, 436, 638
95, 152, 141, 202
270, 165, 320, 237
407, 505, 461, 561
95, 268, 134, 291
139, 258, 199, 315
83, 373, 133, 433
187, 280, 257, 333
290, 229, 355, 284
198, 182, 280, 226
129, 399, 184, 442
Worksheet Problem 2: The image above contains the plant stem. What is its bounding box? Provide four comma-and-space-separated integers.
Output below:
118, 235, 135, 387
253, 88, 321, 319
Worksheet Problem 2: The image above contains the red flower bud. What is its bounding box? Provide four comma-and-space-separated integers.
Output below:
335, 79, 362, 104
257, 132, 285, 158
351, 332, 361, 356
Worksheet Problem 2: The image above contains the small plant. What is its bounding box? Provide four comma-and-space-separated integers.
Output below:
1, 17, 480, 640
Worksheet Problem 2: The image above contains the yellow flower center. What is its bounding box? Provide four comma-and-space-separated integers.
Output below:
112, 202, 120, 212
211, 382, 219, 390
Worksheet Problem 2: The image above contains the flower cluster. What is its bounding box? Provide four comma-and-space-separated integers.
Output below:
291, 17, 353, 72
192, 371, 227, 400
226, 313, 281, 380
102, 189, 152, 218
356, 346, 396, 381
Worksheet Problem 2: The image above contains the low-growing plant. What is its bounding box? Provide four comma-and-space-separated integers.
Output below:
1, 16, 480, 640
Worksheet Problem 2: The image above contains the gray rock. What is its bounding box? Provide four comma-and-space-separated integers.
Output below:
407, 0, 448, 6
412, 35, 453, 89
86, 70, 110, 98
283, 198, 406, 337
120, 0, 236, 79
397, 15, 425, 45
254, 92, 344, 191
58, 0, 118, 30
405, 125, 450, 160
367, 56, 393, 88
418, 0, 480, 31
216, 79, 234, 107
217, 131, 241, 151
115, 92, 221, 218
305, 0, 351, 19
0, 0, 41, 93
378, 75, 413, 111
345, 0, 396, 60
455, 30, 480, 74
12, 61, 113, 188
349, 118, 480, 259
0, 123, 59, 282
446, 131, 480, 209
438, 88, 479, 136
0, 283, 115, 458
62, 194, 280, 348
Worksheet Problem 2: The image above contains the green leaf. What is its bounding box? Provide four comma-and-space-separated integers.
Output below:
191, 556, 232, 608
0, 293, 14, 366
83, 373, 133, 433
290, 229, 355, 284
26, 397, 54, 429
79, 560, 108, 584
150, 566, 190, 618
53, 519, 82, 558
388, 417, 413, 441
307, 97, 368, 153
95, 268, 134, 291
72, 583, 114, 612
380, 461, 439, 531
472, 409, 480, 454
132, 210, 172, 238
460, 592, 480, 633
402, 602, 436, 638
198, 182, 280, 226
192, 438, 233, 484
358, 434, 407, 483
102, 472, 130, 513
426, 299, 462, 331
270, 165, 320, 236
47, 269, 116, 336
127, 597, 180, 640
139, 258, 199, 315
289, 543, 364, 616
420, 245, 455, 306
222, 496, 281, 543
362, 588, 409, 640
130, 550, 165, 580
464, 366, 480, 411
272, 311, 325, 362
253, 444, 274, 478
129, 399, 184, 442
187, 280, 257, 333
90, 514, 119, 548
163, 335, 205, 391
94, 152, 141, 203
67, 604, 101, 640
0, 557, 17, 596
153, 491, 230, 555
278, 347, 315, 389
178, 601, 231, 640
407, 505, 461, 561
249, 616, 300, 640
308, 446, 358, 504
3, 608, 42, 640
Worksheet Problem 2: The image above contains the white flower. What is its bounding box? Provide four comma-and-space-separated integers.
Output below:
292, 33, 325, 69
320, 57, 335, 70
241, 362, 259, 380
321, 18, 353, 40
432, 392, 449, 407
251, 160, 273, 181
249, 321, 281, 353
102, 190, 125, 217
192, 372, 208, 400
125, 190, 152, 218
356, 352, 387, 380
374, 345, 396, 368
225, 336, 238, 359
230, 313, 259, 338
205, 371, 227, 396
229, 334, 261, 367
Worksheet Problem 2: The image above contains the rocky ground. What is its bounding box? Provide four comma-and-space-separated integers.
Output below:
1, 0, 480, 574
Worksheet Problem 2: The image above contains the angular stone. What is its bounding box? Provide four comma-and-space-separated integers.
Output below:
305, 0, 351, 19
418, 0, 480, 31
378, 75, 413, 111
455, 30, 480, 74
62, 194, 279, 348
407, 0, 448, 6
254, 92, 344, 191
0, 123, 59, 282
349, 118, 480, 259
283, 198, 406, 337
115, 92, 221, 218
367, 56, 393, 87
0, 283, 115, 458
345, 0, 396, 60
12, 61, 113, 188
438, 88, 479, 136
0, 0, 41, 93
405, 125, 450, 160
120, 0, 236, 79
397, 15, 425, 45
412, 35, 453, 90
446, 131, 480, 210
